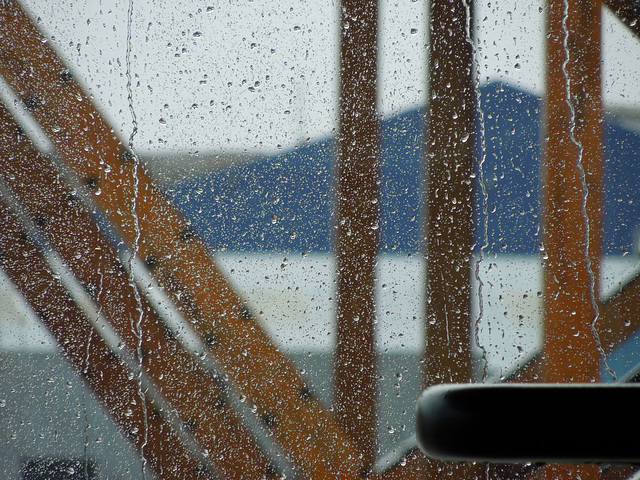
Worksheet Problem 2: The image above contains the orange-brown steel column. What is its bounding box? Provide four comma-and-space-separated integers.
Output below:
424, 0, 475, 390
382, 0, 479, 474
543, 0, 604, 388
542, 0, 604, 478
424, 0, 475, 406
334, 0, 380, 470
423, 0, 479, 478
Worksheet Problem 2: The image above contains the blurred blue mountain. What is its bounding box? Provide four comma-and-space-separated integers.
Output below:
169, 83, 640, 255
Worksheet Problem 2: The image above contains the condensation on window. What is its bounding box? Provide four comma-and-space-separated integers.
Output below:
2, 0, 640, 479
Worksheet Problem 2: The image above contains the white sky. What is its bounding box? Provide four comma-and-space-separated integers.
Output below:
15, 0, 640, 155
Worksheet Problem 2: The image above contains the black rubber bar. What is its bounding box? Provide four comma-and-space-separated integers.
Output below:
416, 383, 640, 464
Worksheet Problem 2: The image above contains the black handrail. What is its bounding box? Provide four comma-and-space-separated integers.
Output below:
416, 383, 640, 464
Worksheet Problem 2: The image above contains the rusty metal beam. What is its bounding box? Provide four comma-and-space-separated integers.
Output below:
424, 0, 475, 388
0, 102, 277, 480
419, 0, 481, 478
540, 0, 604, 477
604, 0, 640, 38
0, 199, 215, 480
506, 272, 640, 384
598, 272, 640, 353
542, 0, 604, 382
378, 449, 434, 480
506, 272, 640, 385
380, 1, 480, 477
0, 3, 367, 477
334, 0, 380, 469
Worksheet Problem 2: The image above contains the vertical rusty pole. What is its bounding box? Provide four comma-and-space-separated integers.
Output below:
334, 0, 380, 470
422, 1, 478, 478
542, 0, 603, 478
543, 0, 603, 389
424, 0, 475, 392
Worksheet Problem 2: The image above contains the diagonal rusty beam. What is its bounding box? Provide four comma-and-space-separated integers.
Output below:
604, 0, 640, 38
0, 199, 215, 480
0, 101, 277, 480
0, 2, 366, 477
518, 458, 636, 480
598, 272, 640, 353
507, 271, 640, 385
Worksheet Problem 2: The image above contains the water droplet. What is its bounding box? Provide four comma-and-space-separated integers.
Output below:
159, 118, 167, 125
410, 28, 418, 35
514, 63, 521, 70
387, 425, 395, 434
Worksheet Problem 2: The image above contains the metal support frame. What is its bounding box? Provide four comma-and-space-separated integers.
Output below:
0, 102, 277, 480
335, 0, 380, 470
540, 0, 604, 468
542, 0, 604, 384
0, 200, 215, 480
394, 0, 640, 479
3, 0, 640, 477
0, 2, 367, 478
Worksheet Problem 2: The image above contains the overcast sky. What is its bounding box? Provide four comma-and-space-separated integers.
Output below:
13, 0, 640, 155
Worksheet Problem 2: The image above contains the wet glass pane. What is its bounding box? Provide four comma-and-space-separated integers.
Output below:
2, 0, 640, 478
